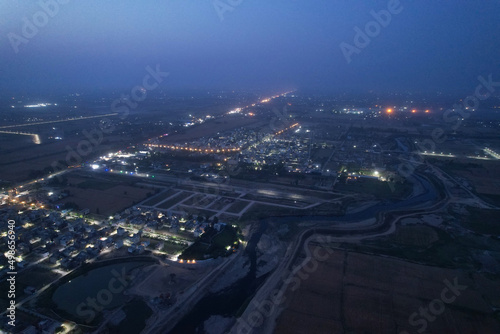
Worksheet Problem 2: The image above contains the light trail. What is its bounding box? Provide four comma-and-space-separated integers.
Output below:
274, 122, 299, 135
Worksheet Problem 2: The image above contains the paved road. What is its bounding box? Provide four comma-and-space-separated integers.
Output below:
229, 171, 454, 334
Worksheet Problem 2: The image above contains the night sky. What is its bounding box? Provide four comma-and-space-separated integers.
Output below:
1, 0, 499, 95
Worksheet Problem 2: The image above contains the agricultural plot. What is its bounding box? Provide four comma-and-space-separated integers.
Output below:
390, 225, 439, 247
275, 245, 500, 334
59, 184, 152, 216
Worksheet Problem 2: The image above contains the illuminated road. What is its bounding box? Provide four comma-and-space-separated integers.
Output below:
0, 113, 118, 129
0, 130, 41, 144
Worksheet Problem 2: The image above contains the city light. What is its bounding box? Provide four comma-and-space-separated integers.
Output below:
146, 143, 241, 154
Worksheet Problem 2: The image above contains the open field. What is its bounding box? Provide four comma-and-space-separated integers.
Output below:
334, 179, 412, 200
435, 159, 500, 200
176, 184, 241, 198
141, 188, 179, 206
157, 192, 193, 210
457, 207, 500, 235
344, 217, 485, 270
225, 200, 250, 214
175, 206, 218, 218
241, 193, 311, 208
181, 194, 216, 207
60, 185, 151, 215
275, 246, 500, 334
242, 202, 343, 220
208, 197, 235, 211
129, 262, 214, 299
390, 224, 439, 247
0, 114, 126, 183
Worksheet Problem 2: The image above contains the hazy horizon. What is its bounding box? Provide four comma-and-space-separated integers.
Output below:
2, 0, 500, 96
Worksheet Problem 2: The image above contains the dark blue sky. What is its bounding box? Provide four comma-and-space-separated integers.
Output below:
1, 0, 499, 95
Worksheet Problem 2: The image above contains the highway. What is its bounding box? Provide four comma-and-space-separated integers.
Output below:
0, 113, 119, 129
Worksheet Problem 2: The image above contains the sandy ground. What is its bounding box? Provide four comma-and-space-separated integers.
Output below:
128, 262, 214, 299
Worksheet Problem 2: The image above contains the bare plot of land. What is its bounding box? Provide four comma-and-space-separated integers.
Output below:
390, 225, 439, 247
241, 193, 311, 208
274, 245, 500, 334
181, 194, 216, 208
217, 213, 240, 222
59, 184, 151, 216
225, 200, 251, 214
175, 205, 218, 218
141, 189, 179, 206
128, 262, 214, 299
177, 185, 241, 198
156, 192, 193, 210
451, 160, 500, 196
208, 197, 235, 211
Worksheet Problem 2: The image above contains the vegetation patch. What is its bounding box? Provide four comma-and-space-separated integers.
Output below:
180, 225, 239, 260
